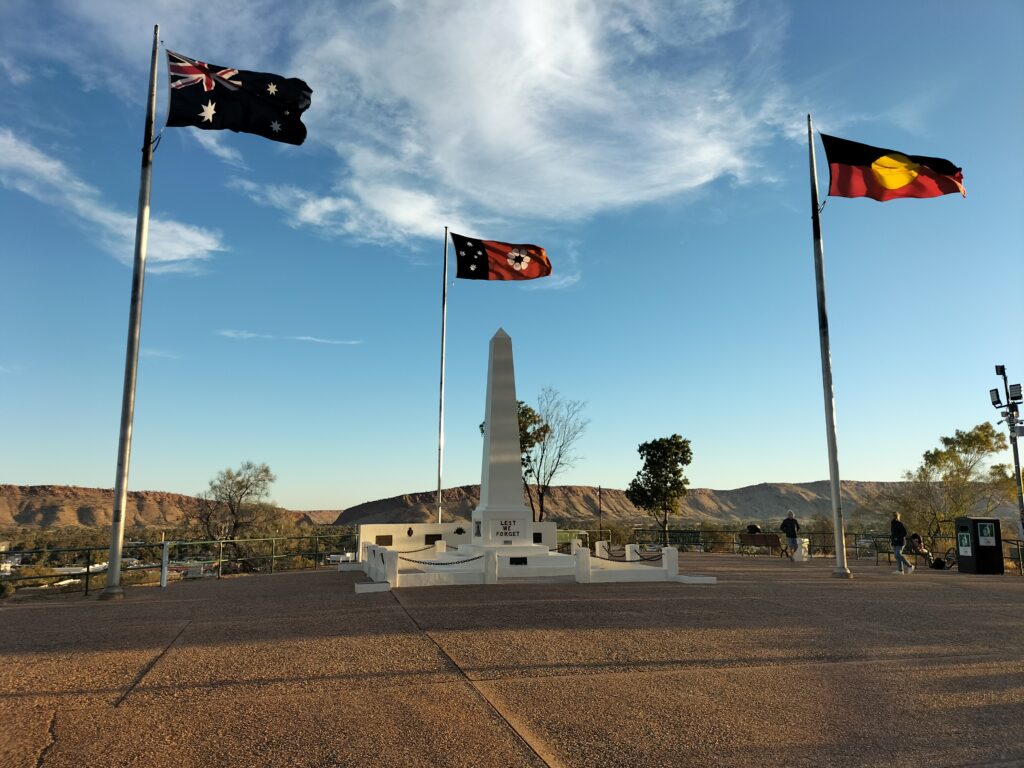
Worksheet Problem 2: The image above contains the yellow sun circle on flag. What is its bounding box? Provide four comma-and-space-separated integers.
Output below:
871, 152, 920, 189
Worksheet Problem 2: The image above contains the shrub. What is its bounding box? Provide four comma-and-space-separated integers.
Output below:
10, 565, 59, 588
702, 529, 737, 554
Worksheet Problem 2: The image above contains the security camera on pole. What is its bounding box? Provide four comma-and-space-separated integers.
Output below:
989, 365, 1024, 539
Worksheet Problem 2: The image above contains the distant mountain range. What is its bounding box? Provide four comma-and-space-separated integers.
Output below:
336, 481, 905, 526
0, 481, 933, 529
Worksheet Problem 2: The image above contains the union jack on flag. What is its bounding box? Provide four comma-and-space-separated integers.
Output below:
168, 50, 241, 92
165, 49, 312, 145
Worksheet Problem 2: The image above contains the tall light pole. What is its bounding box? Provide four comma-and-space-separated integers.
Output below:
989, 365, 1024, 539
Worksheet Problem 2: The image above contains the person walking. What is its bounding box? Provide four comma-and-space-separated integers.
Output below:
891, 511, 914, 574
780, 510, 800, 561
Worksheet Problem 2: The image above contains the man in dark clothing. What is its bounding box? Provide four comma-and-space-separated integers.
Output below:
891, 512, 914, 574
780, 511, 799, 561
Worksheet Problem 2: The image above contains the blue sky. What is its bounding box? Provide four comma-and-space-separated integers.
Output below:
1, 0, 1021, 511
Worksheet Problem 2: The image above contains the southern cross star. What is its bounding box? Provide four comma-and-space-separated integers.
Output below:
199, 100, 216, 122
266, 82, 278, 95
270, 121, 282, 133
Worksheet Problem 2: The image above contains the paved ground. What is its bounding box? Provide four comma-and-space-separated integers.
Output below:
2, 553, 1022, 767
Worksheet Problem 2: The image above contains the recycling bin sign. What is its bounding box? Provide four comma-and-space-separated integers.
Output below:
978, 522, 997, 547
958, 531, 973, 557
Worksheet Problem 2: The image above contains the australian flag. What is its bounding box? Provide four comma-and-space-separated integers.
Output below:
166, 51, 311, 145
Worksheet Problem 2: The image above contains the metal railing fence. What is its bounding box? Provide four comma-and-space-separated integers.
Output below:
627, 528, 1023, 575
0, 533, 358, 597
4, 529, 1020, 598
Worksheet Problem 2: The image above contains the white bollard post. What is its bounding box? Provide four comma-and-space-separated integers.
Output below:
625, 544, 640, 562
662, 546, 679, 579
384, 550, 399, 586
160, 541, 169, 588
596, 540, 610, 559
485, 550, 498, 584
574, 547, 592, 583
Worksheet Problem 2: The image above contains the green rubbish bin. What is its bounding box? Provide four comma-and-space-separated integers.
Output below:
954, 517, 1004, 575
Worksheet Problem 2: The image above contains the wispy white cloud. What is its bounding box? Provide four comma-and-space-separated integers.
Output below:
288, 335, 363, 346
280, 0, 790, 237
0, 128, 226, 273
218, 329, 362, 345
190, 131, 248, 169
218, 330, 276, 340
0, 54, 30, 85
529, 240, 582, 290
2, 0, 798, 243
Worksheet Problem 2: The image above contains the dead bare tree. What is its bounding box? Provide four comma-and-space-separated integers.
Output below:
524, 387, 589, 522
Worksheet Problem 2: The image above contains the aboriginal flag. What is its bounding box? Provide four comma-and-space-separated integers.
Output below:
451, 233, 552, 281
820, 134, 964, 201
166, 51, 312, 145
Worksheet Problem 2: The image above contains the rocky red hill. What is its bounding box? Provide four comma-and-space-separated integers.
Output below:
0, 485, 339, 529
6, 481, 1014, 530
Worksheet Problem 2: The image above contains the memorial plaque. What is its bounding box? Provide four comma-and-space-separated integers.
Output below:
491, 518, 523, 540
375, 535, 393, 546
509, 557, 528, 566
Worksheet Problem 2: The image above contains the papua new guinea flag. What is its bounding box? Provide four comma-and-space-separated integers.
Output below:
451, 233, 552, 280
820, 133, 965, 201
166, 50, 311, 145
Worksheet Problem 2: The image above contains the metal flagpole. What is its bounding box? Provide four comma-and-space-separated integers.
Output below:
807, 114, 851, 579
436, 226, 450, 524
101, 25, 161, 599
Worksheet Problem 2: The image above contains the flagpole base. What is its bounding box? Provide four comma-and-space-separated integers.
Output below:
831, 567, 853, 579
99, 586, 125, 600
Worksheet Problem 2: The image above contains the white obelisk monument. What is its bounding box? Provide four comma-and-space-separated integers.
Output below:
465, 329, 547, 557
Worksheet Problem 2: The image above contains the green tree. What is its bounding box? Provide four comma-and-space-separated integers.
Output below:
625, 434, 693, 545
874, 423, 1012, 547
187, 462, 279, 541
517, 400, 550, 519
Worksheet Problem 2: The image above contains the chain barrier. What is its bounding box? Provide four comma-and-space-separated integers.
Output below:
591, 551, 663, 562
636, 551, 663, 561
398, 555, 485, 566
393, 545, 436, 554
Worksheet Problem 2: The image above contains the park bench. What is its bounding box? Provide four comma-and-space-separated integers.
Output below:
874, 538, 934, 568
737, 532, 784, 557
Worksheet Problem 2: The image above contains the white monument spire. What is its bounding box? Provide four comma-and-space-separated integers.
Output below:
471, 329, 539, 551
